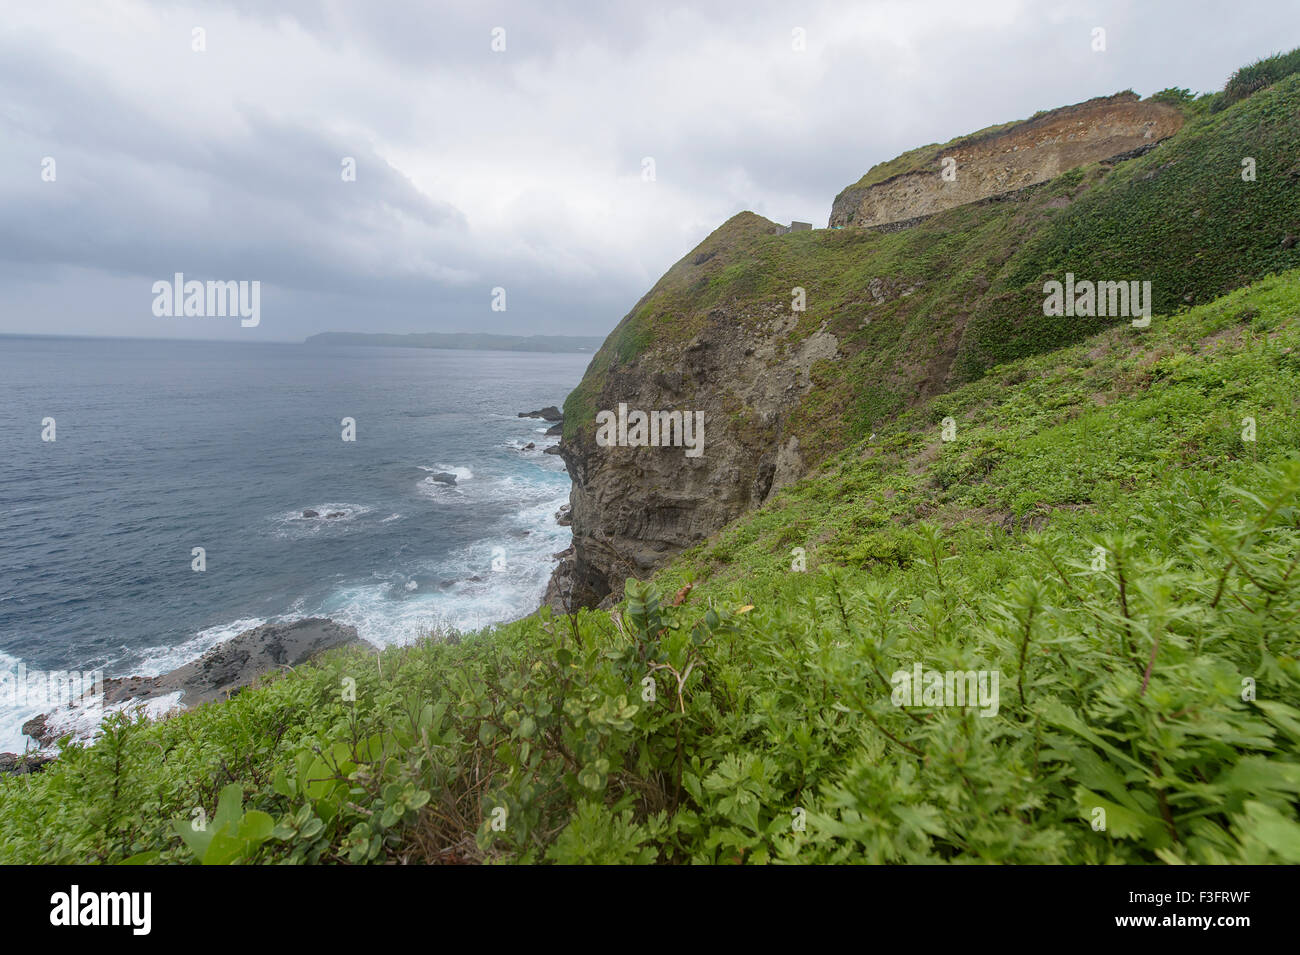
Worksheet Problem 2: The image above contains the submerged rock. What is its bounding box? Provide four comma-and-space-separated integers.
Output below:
428, 471, 458, 486
302, 509, 320, 518
518, 406, 562, 421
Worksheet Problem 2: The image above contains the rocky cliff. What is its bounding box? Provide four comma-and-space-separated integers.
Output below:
828, 93, 1184, 229
547, 80, 1300, 612
546, 211, 837, 609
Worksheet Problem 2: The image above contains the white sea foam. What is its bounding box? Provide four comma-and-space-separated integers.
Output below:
2, 452, 571, 753
0, 648, 40, 753
420, 464, 474, 481
29, 691, 186, 752
0, 618, 268, 752
419, 467, 564, 507
129, 617, 266, 677
315, 486, 571, 647
271, 503, 374, 537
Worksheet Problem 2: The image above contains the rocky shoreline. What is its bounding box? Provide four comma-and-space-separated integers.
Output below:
4, 618, 369, 769
3, 403, 575, 772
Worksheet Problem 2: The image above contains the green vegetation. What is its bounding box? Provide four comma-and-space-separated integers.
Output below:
1146, 87, 1196, 107
975, 73, 1300, 377
564, 66, 1300, 462
1217, 48, 1300, 111
4, 266, 1299, 864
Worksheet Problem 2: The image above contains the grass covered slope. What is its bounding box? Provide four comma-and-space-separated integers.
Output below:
565, 70, 1300, 465
3, 268, 1298, 865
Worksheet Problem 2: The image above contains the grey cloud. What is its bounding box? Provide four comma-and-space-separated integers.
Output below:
2, 0, 1300, 341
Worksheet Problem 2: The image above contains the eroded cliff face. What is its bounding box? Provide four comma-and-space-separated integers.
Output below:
546, 214, 838, 609
828, 93, 1184, 229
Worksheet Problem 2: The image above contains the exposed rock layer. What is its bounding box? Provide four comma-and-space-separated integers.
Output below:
828, 93, 1184, 228
546, 230, 839, 609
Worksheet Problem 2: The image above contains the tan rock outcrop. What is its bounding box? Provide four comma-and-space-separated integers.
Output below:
828, 93, 1183, 229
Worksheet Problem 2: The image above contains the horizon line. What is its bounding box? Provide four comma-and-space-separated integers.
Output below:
0, 330, 601, 347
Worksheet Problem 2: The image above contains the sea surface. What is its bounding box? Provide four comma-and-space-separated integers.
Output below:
0, 336, 589, 750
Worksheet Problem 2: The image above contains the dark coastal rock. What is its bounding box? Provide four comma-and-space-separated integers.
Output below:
655, 370, 684, 393
302, 509, 320, 518
428, 471, 458, 486
150, 618, 367, 707
326, 511, 345, 519
20, 620, 368, 754
543, 554, 583, 608
39, 620, 367, 737
545, 423, 562, 436
555, 504, 572, 527
20, 714, 48, 744
524, 442, 535, 450
518, 406, 562, 421
543, 445, 562, 455
0, 752, 54, 775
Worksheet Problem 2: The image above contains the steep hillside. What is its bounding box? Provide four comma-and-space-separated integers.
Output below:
5, 267, 1298, 864
553, 72, 1300, 609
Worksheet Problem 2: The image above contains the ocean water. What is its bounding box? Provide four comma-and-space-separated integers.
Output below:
0, 336, 589, 750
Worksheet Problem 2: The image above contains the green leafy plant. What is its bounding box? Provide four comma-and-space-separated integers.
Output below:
174, 784, 274, 865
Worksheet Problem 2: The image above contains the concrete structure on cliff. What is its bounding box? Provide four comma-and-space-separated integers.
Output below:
773, 220, 814, 235
828, 92, 1184, 230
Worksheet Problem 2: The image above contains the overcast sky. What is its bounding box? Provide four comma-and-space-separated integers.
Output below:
1, 1, 1297, 342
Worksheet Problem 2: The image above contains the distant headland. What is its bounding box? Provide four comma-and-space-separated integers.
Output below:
302, 331, 603, 352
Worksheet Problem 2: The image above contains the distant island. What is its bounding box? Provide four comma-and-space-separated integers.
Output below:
303, 331, 603, 352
